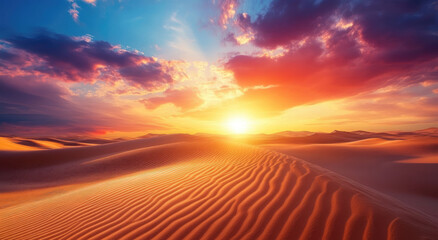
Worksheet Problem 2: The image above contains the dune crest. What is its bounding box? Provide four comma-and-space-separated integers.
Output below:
0, 137, 436, 239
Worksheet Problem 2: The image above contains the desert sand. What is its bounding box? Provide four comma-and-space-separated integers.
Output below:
0, 132, 437, 239
258, 129, 438, 218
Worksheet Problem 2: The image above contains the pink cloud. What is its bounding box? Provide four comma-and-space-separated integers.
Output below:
216, 0, 240, 29
140, 88, 204, 111
82, 0, 96, 6
67, 0, 80, 22
67, 0, 97, 22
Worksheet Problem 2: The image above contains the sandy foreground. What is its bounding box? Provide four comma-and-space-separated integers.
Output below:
0, 131, 437, 239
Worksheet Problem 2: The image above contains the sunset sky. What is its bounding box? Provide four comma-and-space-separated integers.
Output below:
0, 0, 437, 137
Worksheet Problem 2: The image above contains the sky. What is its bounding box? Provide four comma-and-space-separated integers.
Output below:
0, 0, 437, 137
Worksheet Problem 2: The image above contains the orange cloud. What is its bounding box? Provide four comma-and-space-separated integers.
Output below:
217, 0, 240, 29
140, 88, 204, 111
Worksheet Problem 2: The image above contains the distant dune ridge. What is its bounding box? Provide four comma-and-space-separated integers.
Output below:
0, 131, 437, 239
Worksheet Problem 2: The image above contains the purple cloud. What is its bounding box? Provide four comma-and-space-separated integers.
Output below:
5, 30, 175, 90
119, 62, 174, 91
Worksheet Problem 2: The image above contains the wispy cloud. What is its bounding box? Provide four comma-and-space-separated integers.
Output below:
67, 0, 80, 22
67, 0, 97, 22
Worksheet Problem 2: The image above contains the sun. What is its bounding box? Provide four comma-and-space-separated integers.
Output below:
226, 116, 250, 134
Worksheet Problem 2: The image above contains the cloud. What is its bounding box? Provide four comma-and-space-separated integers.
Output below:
67, 0, 80, 22
82, 0, 96, 6
243, 0, 438, 51
67, 0, 97, 22
0, 75, 167, 136
224, 0, 438, 113
0, 29, 246, 135
0, 75, 87, 134
140, 88, 204, 111
0, 30, 182, 136
217, 0, 240, 29
119, 62, 173, 90
0, 49, 25, 66
248, 0, 341, 48
3, 30, 175, 91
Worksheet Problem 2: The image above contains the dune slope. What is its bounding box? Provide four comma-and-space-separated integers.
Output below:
261, 135, 438, 218
0, 138, 436, 240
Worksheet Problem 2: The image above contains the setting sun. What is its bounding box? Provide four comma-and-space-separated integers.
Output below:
226, 116, 250, 134
1, 1, 437, 239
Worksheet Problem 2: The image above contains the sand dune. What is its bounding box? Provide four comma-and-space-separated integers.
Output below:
261, 134, 438, 219
0, 137, 65, 151
0, 136, 437, 239
0, 136, 96, 151
0, 135, 124, 151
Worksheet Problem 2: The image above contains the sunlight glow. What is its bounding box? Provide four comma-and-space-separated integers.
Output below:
226, 116, 250, 134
